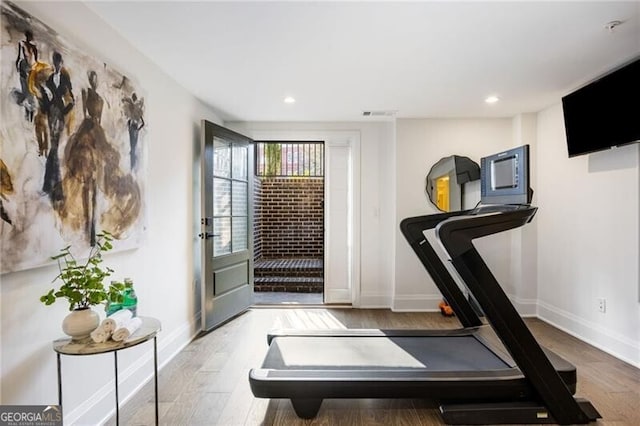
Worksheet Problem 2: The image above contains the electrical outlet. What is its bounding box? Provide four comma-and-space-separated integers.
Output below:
598, 298, 606, 313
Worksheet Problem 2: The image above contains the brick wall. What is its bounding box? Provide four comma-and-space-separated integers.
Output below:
254, 177, 324, 259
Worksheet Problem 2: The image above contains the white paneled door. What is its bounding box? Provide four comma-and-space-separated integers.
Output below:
324, 136, 358, 304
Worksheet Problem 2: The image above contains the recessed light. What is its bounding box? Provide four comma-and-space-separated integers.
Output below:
485, 95, 500, 104
284, 96, 296, 104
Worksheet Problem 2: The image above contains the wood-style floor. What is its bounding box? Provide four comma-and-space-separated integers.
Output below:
106, 308, 640, 425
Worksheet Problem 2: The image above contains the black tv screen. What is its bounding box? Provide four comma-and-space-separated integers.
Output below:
562, 57, 640, 157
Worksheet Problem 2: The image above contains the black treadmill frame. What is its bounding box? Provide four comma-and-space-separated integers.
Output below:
249, 206, 600, 424
250, 326, 579, 420
436, 207, 598, 424
400, 210, 482, 328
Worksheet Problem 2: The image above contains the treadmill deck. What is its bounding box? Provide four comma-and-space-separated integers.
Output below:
250, 327, 577, 401
262, 335, 509, 371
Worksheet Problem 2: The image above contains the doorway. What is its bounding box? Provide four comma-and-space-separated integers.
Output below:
252, 141, 324, 305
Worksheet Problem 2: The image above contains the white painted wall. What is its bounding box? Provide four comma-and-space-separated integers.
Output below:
536, 103, 640, 366
227, 121, 396, 308
394, 118, 522, 311
0, 2, 223, 424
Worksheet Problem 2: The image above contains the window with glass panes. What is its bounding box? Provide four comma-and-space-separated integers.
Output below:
213, 137, 248, 256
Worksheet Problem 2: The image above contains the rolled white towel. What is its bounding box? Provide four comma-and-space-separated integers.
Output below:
102, 309, 133, 333
112, 317, 143, 342
90, 325, 111, 343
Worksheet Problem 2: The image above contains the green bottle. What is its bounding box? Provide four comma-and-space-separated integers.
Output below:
106, 281, 123, 315
122, 278, 138, 317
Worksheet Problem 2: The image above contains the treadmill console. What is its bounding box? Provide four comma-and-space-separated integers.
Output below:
479, 144, 532, 205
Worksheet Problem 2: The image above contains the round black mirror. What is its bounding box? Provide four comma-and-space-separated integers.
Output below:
426, 155, 480, 212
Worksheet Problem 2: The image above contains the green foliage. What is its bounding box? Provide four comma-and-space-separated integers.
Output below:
265, 143, 282, 176
40, 231, 125, 311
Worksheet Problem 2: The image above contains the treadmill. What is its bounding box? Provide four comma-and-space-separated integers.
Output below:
249, 150, 600, 425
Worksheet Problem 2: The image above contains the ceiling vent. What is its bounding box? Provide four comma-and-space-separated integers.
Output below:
362, 110, 397, 117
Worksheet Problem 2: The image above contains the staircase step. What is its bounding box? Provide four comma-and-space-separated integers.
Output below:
254, 258, 323, 278
254, 276, 323, 284
254, 276, 323, 293
255, 270, 323, 278
255, 258, 323, 271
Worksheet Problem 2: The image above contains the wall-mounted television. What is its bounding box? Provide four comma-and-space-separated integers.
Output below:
562, 57, 640, 157
480, 144, 531, 205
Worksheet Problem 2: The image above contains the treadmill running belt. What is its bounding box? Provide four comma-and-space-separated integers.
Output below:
262, 335, 509, 371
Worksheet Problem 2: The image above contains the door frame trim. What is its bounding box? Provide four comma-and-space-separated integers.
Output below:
251, 130, 361, 306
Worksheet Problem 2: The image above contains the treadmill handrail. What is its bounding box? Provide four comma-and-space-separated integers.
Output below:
435, 207, 536, 259
400, 210, 483, 328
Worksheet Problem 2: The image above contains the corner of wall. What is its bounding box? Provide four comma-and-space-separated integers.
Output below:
388, 118, 398, 309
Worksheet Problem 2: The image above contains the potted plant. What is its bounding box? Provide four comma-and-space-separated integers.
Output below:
40, 231, 125, 340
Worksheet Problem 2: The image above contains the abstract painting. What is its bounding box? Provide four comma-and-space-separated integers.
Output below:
1, 1, 147, 273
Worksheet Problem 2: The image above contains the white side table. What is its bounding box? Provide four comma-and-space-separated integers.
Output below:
53, 316, 161, 425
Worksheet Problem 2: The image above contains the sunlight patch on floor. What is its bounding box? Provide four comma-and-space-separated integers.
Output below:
283, 309, 347, 330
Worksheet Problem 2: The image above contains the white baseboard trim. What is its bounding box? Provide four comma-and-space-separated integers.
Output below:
390, 293, 535, 315
392, 294, 441, 312
510, 296, 538, 317
66, 312, 201, 426
358, 292, 391, 308
537, 301, 640, 368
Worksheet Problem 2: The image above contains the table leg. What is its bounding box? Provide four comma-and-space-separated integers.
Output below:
57, 353, 62, 407
154, 336, 159, 426
114, 351, 119, 425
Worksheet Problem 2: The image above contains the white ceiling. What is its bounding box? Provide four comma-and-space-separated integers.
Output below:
87, 1, 640, 122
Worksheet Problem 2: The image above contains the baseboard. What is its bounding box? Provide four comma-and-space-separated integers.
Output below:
392, 294, 441, 312
391, 291, 537, 315
537, 301, 640, 368
358, 292, 391, 308
510, 296, 538, 317
66, 312, 201, 425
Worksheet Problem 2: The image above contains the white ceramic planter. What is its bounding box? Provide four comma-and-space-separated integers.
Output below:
62, 308, 100, 341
